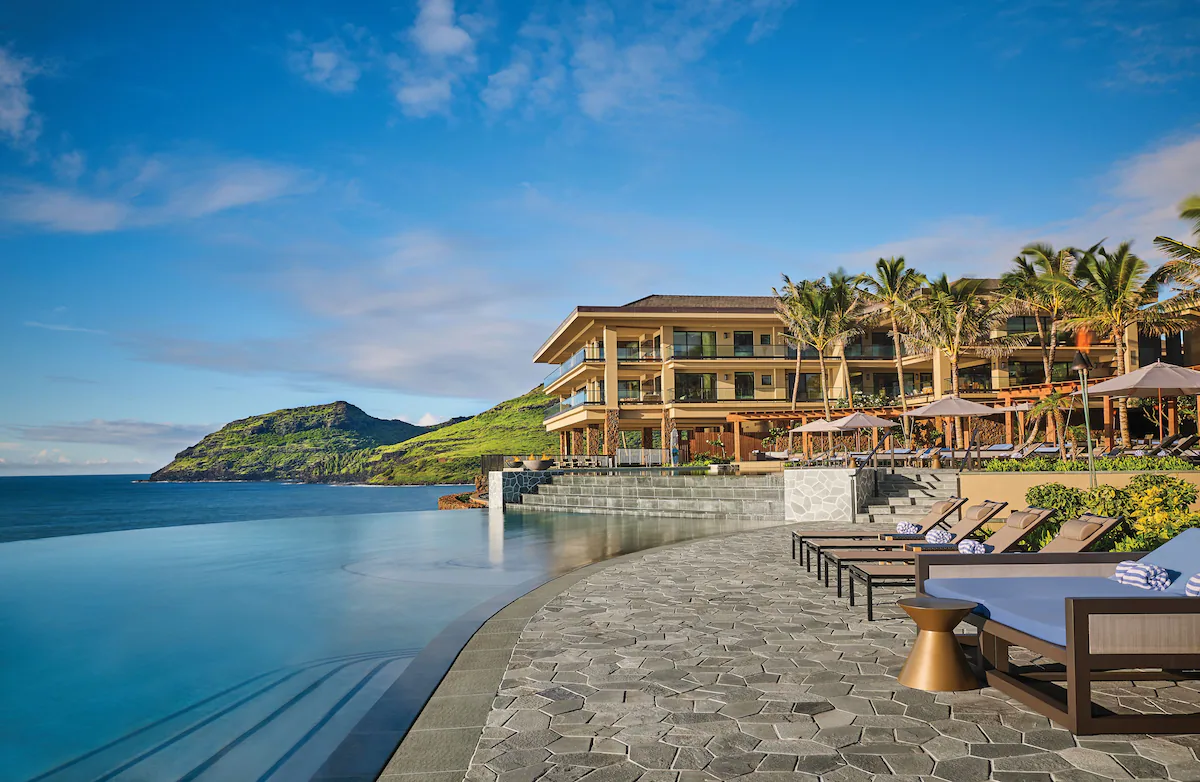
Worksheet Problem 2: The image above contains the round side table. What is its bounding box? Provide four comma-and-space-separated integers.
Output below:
896, 597, 979, 692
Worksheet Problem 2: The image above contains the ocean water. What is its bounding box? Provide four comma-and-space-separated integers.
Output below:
0, 476, 779, 782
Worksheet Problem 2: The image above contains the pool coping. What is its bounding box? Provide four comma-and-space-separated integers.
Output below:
313, 522, 794, 782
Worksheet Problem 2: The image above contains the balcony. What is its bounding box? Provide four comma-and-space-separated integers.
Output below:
667, 387, 782, 404
543, 389, 604, 421
667, 344, 797, 360
844, 344, 898, 359
616, 346, 663, 361
543, 346, 604, 387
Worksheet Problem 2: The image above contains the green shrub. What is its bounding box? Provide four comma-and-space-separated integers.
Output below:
1083, 484, 1131, 520
984, 455, 1195, 473
1125, 473, 1198, 511
1023, 483, 1086, 549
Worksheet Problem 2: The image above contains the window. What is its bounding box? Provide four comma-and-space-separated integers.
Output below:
733, 331, 754, 357
761, 374, 772, 386
734, 372, 755, 400
675, 373, 717, 401
784, 373, 823, 401
1010, 361, 1071, 386
760, 333, 772, 345
1006, 316, 1041, 333
617, 379, 641, 399
959, 366, 992, 391
673, 330, 716, 358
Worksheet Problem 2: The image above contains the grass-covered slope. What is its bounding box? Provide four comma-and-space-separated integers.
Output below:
149, 401, 428, 482
150, 388, 558, 485
366, 387, 559, 484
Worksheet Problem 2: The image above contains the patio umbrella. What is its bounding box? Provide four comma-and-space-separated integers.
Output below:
831, 412, 900, 453
902, 395, 1000, 455
791, 418, 842, 432
1082, 361, 1200, 441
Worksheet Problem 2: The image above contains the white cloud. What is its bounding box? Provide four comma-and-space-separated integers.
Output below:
11, 419, 213, 449
831, 132, 1200, 277
481, 60, 532, 112
410, 0, 474, 57
0, 154, 313, 233
52, 150, 85, 181
417, 412, 443, 426
0, 44, 40, 148
390, 0, 480, 117
24, 321, 106, 334
287, 28, 373, 93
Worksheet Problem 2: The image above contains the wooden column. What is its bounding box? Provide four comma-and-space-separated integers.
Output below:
733, 419, 743, 461
559, 431, 568, 456
1168, 399, 1178, 437
1004, 410, 1013, 445
1017, 410, 1026, 443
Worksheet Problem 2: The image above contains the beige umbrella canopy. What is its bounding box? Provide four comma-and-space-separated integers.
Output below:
901, 395, 999, 418
1083, 361, 1200, 398
1082, 361, 1200, 442
832, 412, 900, 429
791, 418, 842, 432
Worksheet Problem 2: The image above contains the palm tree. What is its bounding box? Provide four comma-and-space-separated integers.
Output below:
773, 276, 859, 421
1000, 244, 1076, 444
1153, 194, 1200, 300
828, 268, 866, 409
901, 276, 1026, 448
1056, 242, 1194, 448
857, 258, 925, 418
774, 275, 808, 412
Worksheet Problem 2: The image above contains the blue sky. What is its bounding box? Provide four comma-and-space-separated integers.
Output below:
2, 0, 1199, 474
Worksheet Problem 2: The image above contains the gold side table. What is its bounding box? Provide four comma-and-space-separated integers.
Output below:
897, 597, 979, 692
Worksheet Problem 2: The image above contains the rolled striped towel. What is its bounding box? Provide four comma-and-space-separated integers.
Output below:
925, 528, 954, 544
1187, 574, 1200, 597
958, 539, 991, 554
895, 522, 920, 535
1111, 560, 1172, 591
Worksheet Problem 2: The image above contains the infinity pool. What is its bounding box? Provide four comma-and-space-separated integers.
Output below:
0, 507, 778, 782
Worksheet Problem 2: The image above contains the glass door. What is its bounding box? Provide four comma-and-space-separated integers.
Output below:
733, 331, 754, 357
734, 372, 755, 400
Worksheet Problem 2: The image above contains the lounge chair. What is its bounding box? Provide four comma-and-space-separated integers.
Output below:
845, 512, 1120, 621
917, 528, 1200, 735
825, 501, 1051, 599
1159, 433, 1198, 457
811, 501, 1008, 585
792, 497, 967, 576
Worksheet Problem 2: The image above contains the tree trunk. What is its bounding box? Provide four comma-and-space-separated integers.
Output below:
951, 361, 962, 449
790, 348, 801, 411
1114, 325, 1131, 448
891, 314, 910, 446
1037, 315, 1051, 385
1047, 316, 1059, 379
840, 348, 853, 410
817, 352, 831, 420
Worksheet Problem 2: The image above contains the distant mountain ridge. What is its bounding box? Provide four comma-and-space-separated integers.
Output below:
149, 389, 557, 484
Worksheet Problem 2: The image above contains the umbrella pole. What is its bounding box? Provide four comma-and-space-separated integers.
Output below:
1159, 389, 1164, 444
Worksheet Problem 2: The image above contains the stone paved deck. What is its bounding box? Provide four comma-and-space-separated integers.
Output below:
462, 526, 1200, 782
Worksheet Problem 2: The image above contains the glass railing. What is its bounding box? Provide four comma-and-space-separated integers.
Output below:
667, 344, 795, 359
543, 389, 604, 421
543, 346, 604, 387
616, 346, 663, 361
618, 390, 665, 404
844, 344, 898, 359
667, 387, 775, 403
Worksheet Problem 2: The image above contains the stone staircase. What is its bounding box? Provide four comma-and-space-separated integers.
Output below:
862, 468, 959, 525
516, 473, 784, 521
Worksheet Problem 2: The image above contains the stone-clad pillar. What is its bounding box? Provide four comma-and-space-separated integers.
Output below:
586, 424, 600, 455
571, 428, 584, 455
603, 410, 620, 455
559, 431, 568, 456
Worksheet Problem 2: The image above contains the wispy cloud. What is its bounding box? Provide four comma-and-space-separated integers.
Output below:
287, 26, 375, 93
10, 419, 213, 449
0, 44, 41, 149
0, 154, 314, 234
388, 0, 482, 117
24, 321, 106, 334
52, 150, 85, 182
832, 131, 1200, 277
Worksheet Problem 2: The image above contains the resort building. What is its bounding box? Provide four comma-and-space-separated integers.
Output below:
535, 291, 1195, 458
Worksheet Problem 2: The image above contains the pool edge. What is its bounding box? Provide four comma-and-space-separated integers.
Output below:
314, 522, 794, 782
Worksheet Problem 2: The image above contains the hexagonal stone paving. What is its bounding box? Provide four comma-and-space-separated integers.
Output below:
461, 526, 1200, 781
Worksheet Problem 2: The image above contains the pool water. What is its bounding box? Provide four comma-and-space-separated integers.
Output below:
0, 505, 778, 781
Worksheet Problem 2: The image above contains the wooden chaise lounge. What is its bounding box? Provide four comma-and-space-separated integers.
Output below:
916, 528, 1200, 735
846, 513, 1119, 621
791, 497, 967, 576
809, 500, 1007, 588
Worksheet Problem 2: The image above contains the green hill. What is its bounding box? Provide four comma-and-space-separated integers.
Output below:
149, 388, 557, 485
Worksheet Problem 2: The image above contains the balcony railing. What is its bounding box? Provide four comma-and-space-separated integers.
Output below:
543, 346, 604, 387
844, 344, 898, 359
543, 389, 604, 421
616, 346, 663, 361
618, 390, 665, 404
667, 387, 781, 403
667, 344, 798, 360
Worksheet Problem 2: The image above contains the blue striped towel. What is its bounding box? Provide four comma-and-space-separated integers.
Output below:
1187, 574, 1200, 597
958, 539, 991, 554
896, 522, 920, 535
925, 528, 954, 544
1111, 560, 1172, 591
